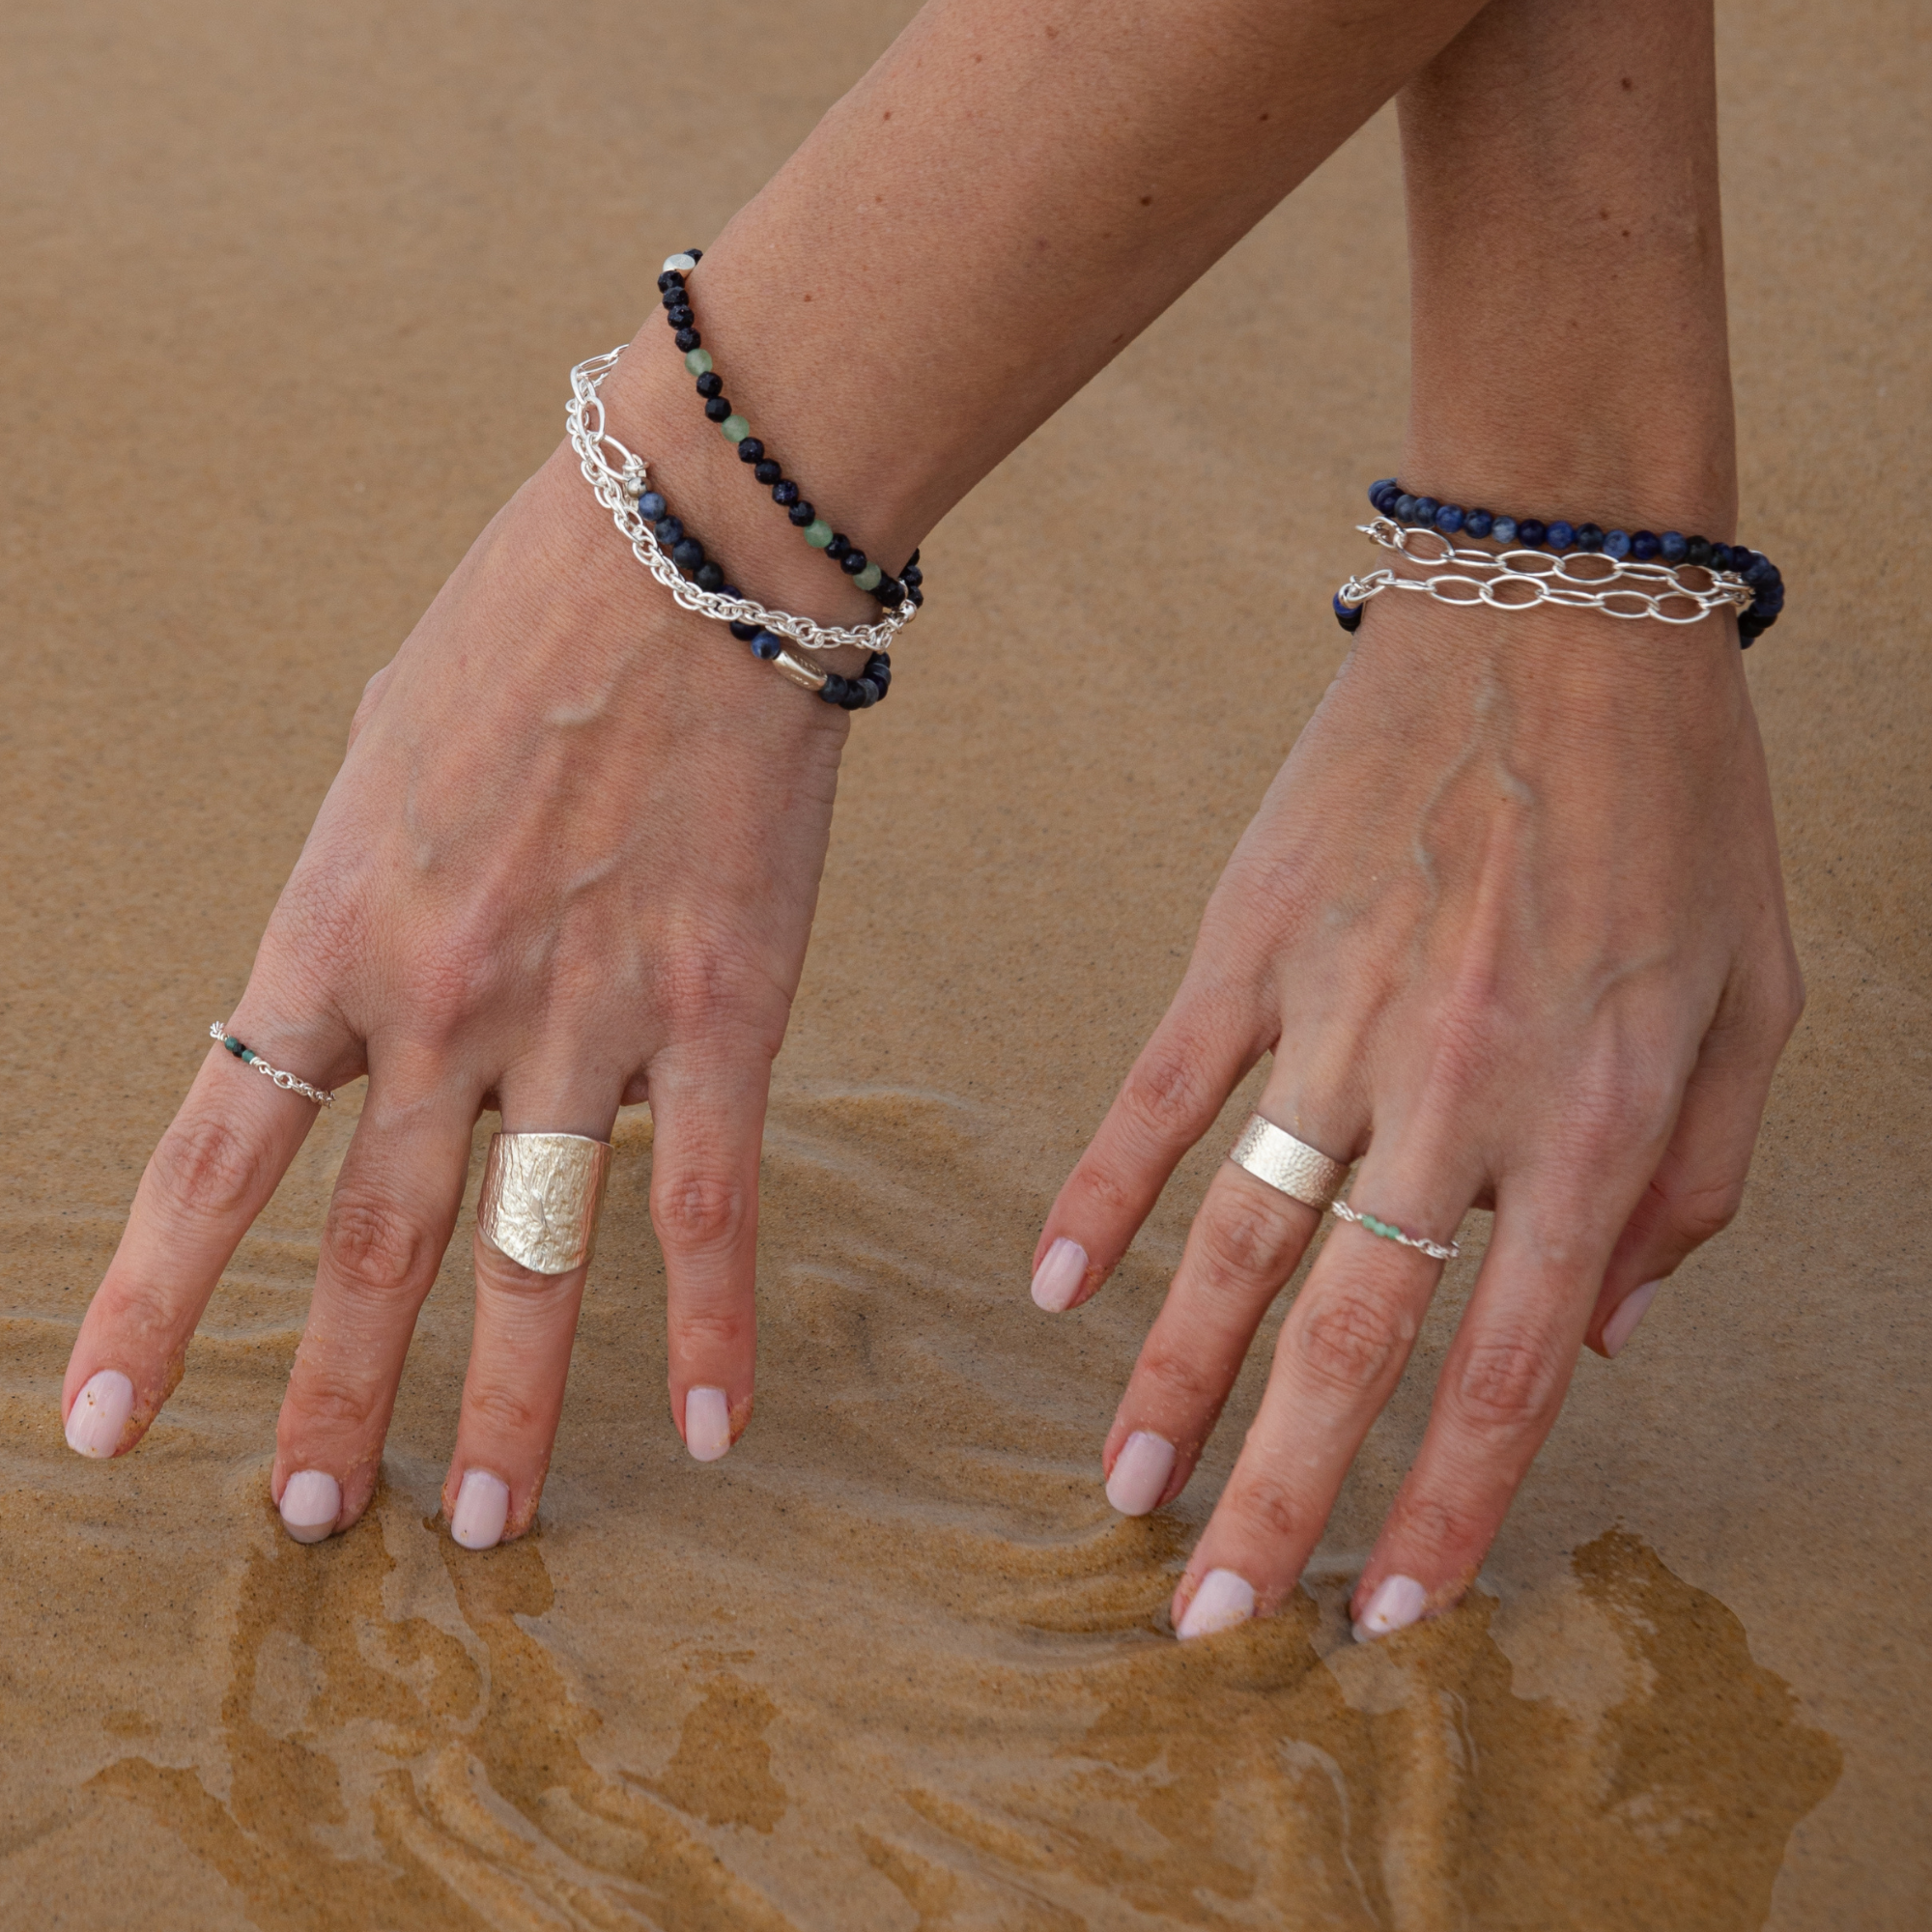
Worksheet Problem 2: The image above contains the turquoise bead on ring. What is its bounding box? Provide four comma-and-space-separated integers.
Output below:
1330, 1198, 1462, 1262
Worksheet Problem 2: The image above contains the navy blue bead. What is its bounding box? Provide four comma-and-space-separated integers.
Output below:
685, 246, 703, 262
1370, 477, 1399, 509
906, 549, 920, 567
1660, 531, 1688, 564
1685, 536, 1712, 567
787, 500, 815, 526
694, 562, 724, 592
1412, 497, 1440, 526
1603, 529, 1633, 559
751, 630, 785, 661
773, 480, 800, 507
1333, 592, 1363, 633
656, 270, 685, 293
1393, 494, 1419, 523
1630, 530, 1661, 562
855, 678, 881, 708
901, 564, 923, 588
666, 304, 694, 329
728, 620, 759, 641
696, 372, 724, 398
1744, 554, 1776, 585
1517, 519, 1547, 549
1435, 504, 1465, 535
674, 327, 700, 353
753, 459, 781, 485
670, 537, 704, 572
877, 580, 906, 609
1491, 516, 1518, 546
907, 584, 924, 607
839, 549, 868, 576
653, 515, 685, 547
1738, 613, 1767, 641
825, 533, 851, 560
637, 491, 668, 522
818, 674, 850, 705
736, 438, 765, 464
1463, 509, 1494, 540
1546, 521, 1576, 551
1575, 523, 1605, 552
661, 287, 686, 310
703, 396, 731, 423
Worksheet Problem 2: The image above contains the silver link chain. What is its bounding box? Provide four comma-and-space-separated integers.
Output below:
208, 1023, 335, 1108
1339, 517, 1755, 627
566, 347, 920, 657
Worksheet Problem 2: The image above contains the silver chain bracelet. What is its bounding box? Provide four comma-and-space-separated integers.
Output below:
1339, 517, 1755, 626
566, 347, 919, 658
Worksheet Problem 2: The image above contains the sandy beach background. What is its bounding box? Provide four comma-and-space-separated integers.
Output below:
2, 1, 1926, 1925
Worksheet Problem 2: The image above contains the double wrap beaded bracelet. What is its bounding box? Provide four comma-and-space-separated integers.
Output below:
1339, 477, 1785, 645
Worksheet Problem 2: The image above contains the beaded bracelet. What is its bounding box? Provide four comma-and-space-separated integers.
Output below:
566, 348, 906, 708
1364, 478, 1784, 643
656, 249, 924, 613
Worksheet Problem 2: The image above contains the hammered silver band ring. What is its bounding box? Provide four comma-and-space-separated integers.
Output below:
476, 1131, 613, 1275
1227, 1115, 1350, 1211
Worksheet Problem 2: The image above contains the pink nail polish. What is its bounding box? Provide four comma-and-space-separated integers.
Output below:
1031, 1237, 1089, 1313
1604, 1280, 1661, 1358
279, 1469, 341, 1545
1105, 1431, 1177, 1517
685, 1386, 731, 1463
65, 1370, 133, 1459
1352, 1573, 1427, 1642
449, 1469, 510, 1550
1176, 1568, 1256, 1639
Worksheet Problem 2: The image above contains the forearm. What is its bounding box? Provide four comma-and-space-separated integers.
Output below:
1399, 0, 1737, 532
593, 0, 1485, 627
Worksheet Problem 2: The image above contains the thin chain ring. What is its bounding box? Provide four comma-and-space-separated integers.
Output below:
208, 1023, 335, 1108
1330, 1199, 1462, 1262
567, 348, 920, 657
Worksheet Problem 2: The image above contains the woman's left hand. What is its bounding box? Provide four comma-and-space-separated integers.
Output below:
1029, 589, 1802, 1640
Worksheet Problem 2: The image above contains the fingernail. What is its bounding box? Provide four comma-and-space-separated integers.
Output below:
1352, 1573, 1428, 1642
1031, 1236, 1089, 1313
278, 1470, 342, 1545
1105, 1431, 1177, 1517
449, 1469, 510, 1550
685, 1386, 731, 1463
1176, 1567, 1257, 1640
64, 1370, 134, 1459
1604, 1279, 1661, 1358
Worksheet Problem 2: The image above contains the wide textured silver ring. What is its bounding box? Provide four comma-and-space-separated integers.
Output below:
1227, 1114, 1350, 1211
476, 1131, 613, 1275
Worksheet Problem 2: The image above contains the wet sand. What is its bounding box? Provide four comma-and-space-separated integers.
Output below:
1, 1, 1925, 1924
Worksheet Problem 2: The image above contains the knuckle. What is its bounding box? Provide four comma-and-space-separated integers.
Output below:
1452, 1334, 1566, 1435
1665, 1173, 1746, 1248
150, 1114, 268, 1221
1117, 1032, 1223, 1151
1292, 1284, 1409, 1397
288, 1364, 383, 1441
1226, 1465, 1307, 1548
1387, 1487, 1492, 1569
1194, 1186, 1303, 1299
1134, 1341, 1225, 1417
324, 1187, 434, 1300
673, 1299, 753, 1361
464, 1379, 545, 1441
651, 1169, 747, 1253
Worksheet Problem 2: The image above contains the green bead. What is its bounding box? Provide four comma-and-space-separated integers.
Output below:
241, 1049, 257, 1065
854, 562, 883, 592
222, 1036, 245, 1056
720, 413, 750, 442
804, 519, 834, 548
684, 348, 713, 376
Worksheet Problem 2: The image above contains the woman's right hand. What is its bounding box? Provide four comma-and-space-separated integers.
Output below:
59, 414, 855, 1548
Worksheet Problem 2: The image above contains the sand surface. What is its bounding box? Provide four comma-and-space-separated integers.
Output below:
2, 2, 1926, 1925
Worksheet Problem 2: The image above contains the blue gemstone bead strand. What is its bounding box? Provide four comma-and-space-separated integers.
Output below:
1362, 477, 1784, 645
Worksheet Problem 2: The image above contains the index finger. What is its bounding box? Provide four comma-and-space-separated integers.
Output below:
61, 1019, 353, 1456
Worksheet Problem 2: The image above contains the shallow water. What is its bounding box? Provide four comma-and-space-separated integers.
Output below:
2, 0, 1926, 1925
